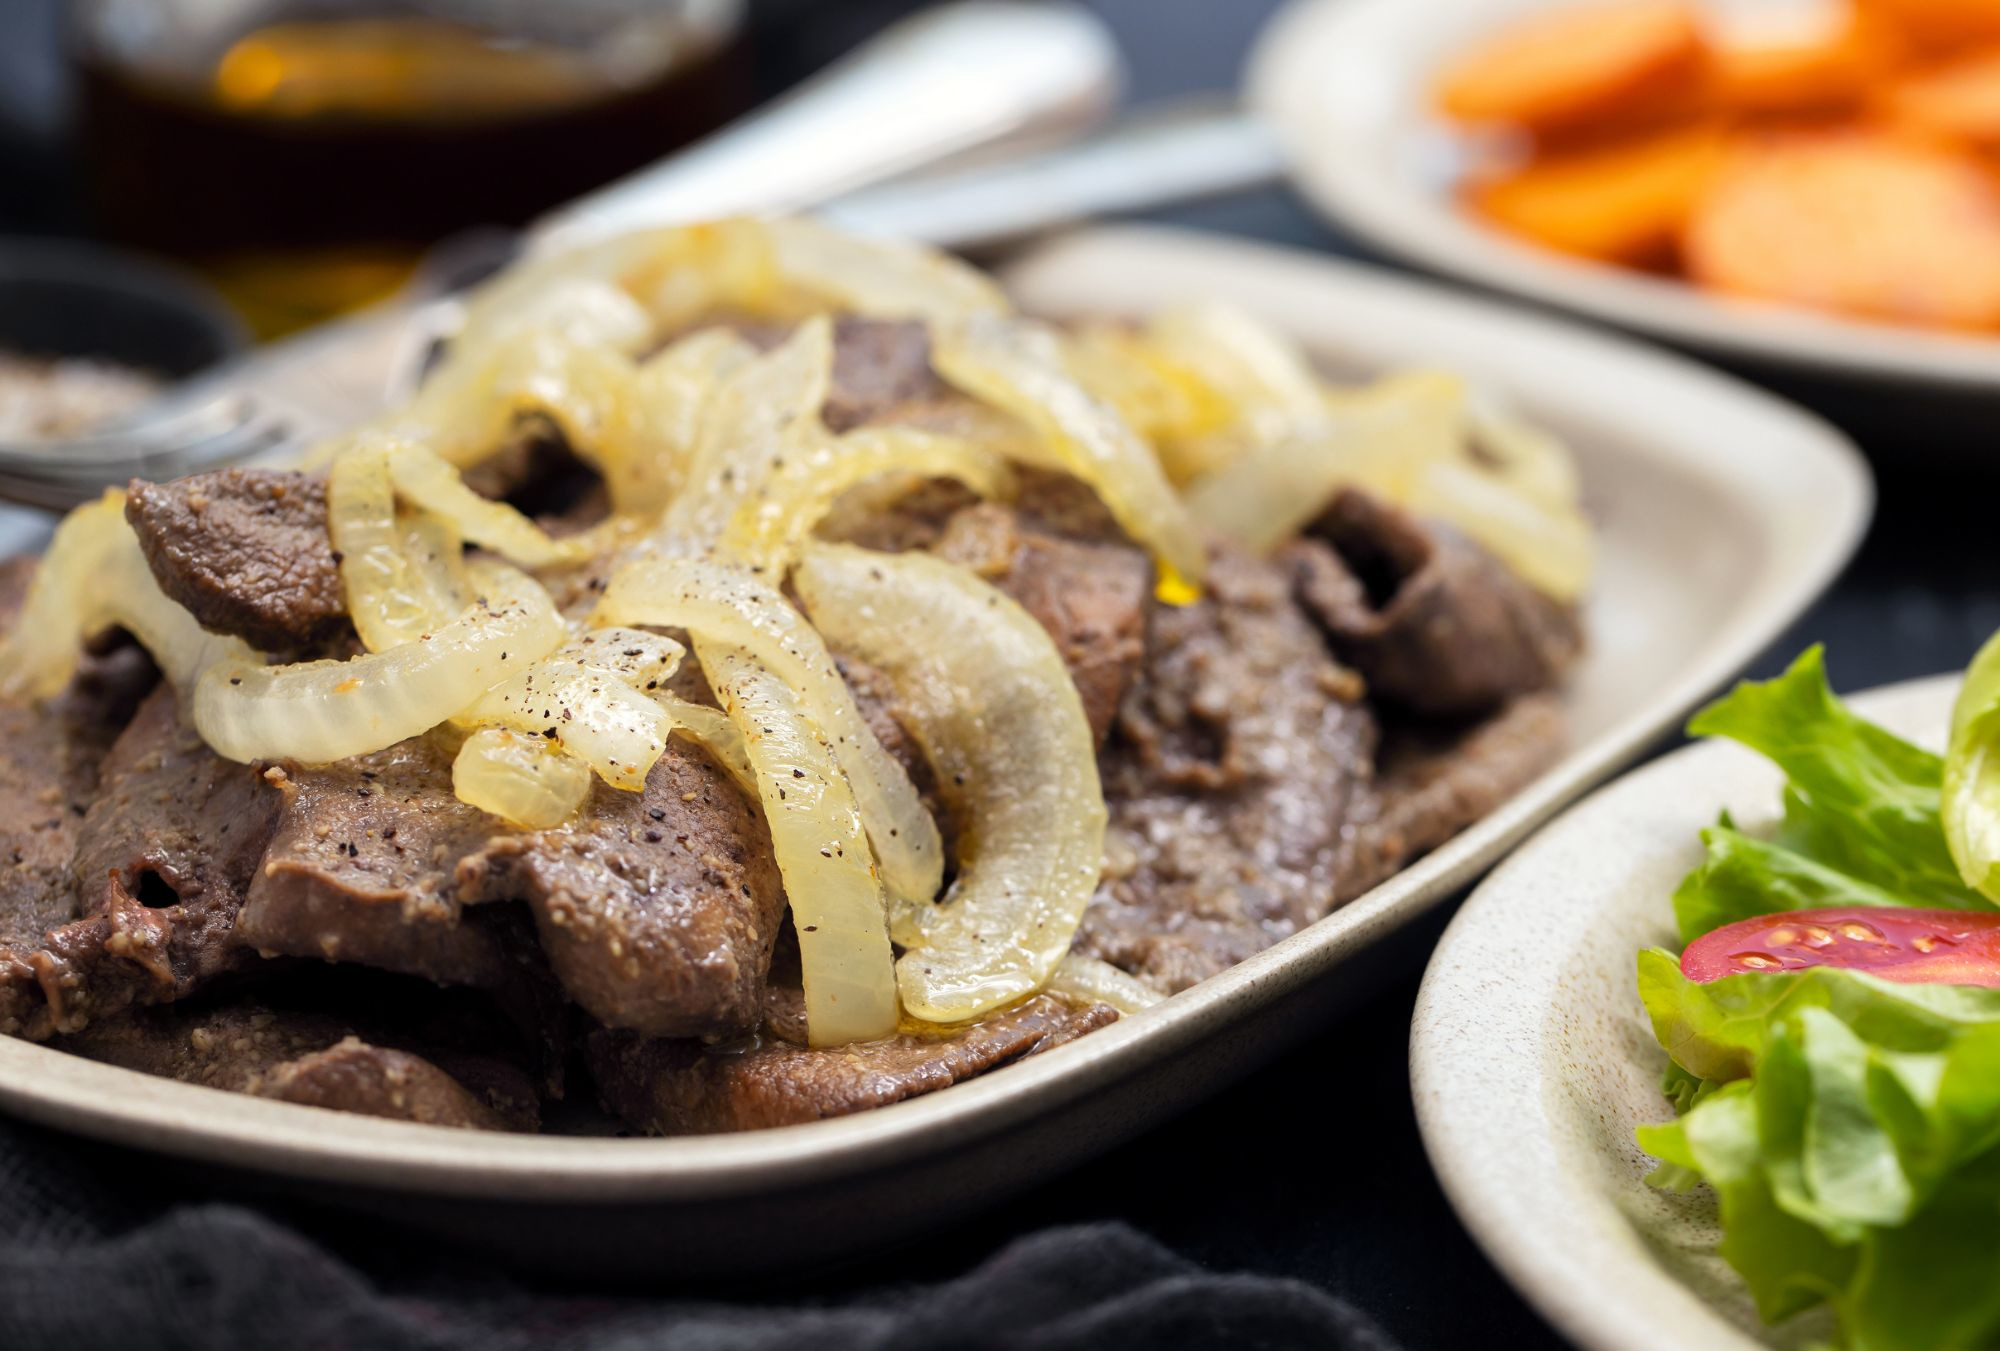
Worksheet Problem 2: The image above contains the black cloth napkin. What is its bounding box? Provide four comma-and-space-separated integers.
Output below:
0, 1113, 1395, 1351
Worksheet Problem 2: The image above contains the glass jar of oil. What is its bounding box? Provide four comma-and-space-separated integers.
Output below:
72, 0, 748, 336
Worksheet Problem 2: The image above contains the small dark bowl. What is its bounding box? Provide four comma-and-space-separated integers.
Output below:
0, 238, 246, 381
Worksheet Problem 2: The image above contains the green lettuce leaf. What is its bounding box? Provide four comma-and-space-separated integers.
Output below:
1633, 646, 2000, 1348
1945, 628, 2000, 904
1637, 960, 2000, 1347
1671, 824, 1928, 948
1689, 648, 1977, 910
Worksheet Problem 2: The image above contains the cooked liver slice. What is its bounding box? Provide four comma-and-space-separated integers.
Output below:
54, 1001, 536, 1131
237, 736, 515, 987
1287, 489, 1583, 718
587, 993, 1116, 1134
933, 503, 1152, 746
0, 558, 159, 953
0, 687, 280, 1039
1336, 693, 1567, 902
0, 702, 90, 954
126, 469, 346, 651
459, 740, 786, 1040
1072, 549, 1378, 994
261, 1038, 525, 1129
823, 317, 953, 432
70, 688, 280, 921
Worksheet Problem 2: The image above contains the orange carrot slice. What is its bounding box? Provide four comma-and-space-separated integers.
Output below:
1434, 1, 1709, 134
1858, 0, 2000, 51
1883, 46, 2000, 147
1709, 18, 1899, 117
1682, 131, 2000, 329
1467, 124, 1726, 263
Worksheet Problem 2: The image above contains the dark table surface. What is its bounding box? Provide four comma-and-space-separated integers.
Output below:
4, 2, 1996, 1348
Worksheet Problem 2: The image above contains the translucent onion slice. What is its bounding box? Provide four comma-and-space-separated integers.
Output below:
654, 693, 757, 795
626, 327, 760, 512
656, 316, 835, 556
1, 492, 140, 698
1181, 371, 1463, 558
466, 222, 780, 342
616, 220, 785, 329
1146, 303, 1326, 432
1046, 954, 1164, 1016
0, 492, 251, 699
384, 439, 591, 568
700, 639, 898, 1047
794, 542, 1107, 1025
1182, 371, 1594, 600
931, 312, 1207, 597
652, 316, 1013, 572
387, 267, 661, 475
763, 216, 1007, 324
459, 275, 654, 360
1137, 304, 1334, 485
193, 560, 564, 765
329, 440, 473, 651
1059, 323, 1227, 451
1467, 390, 1584, 515
560, 626, 685, 687
720, 425, 1015, 573
1407, 457, 1595, 603
456, 631, 679, 791
593, 555, 944, 910
452, 727, 595, 828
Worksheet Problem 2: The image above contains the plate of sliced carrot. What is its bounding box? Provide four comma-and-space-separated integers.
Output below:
1251, 0, 2000, 387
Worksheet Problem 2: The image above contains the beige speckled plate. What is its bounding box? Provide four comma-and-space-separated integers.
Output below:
1413, 676, 1954, 1351
1249, 0, 2000, 390
0, 226, 1870, 1275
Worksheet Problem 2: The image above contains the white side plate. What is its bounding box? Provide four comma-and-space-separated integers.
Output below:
1250, 0, 2000, 391
1413, 676, 1954, 1351
0, 226, 1872, 1273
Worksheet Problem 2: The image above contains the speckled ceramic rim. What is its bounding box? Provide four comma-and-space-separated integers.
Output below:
0, 225, 1871, 1205
1413, 678, 1957, 1351
1249, 0, 2000, 391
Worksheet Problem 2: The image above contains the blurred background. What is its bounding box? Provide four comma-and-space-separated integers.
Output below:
0, 0, 1276, 337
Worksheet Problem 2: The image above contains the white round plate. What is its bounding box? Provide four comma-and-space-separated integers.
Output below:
1249, 0, 2000, 391
1413, 675, 1955, 1351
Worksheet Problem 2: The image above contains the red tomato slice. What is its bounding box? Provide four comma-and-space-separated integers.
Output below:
1682, 907, 2000, 988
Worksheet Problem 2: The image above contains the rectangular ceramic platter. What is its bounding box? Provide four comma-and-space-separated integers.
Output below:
0, 226, 1871, 1276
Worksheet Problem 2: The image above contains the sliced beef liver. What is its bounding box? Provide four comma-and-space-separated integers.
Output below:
54, 1001, 536, 1131
237, 736, 515, 988
0, 687, 280, 1039
719, 315, 952, 434
933, 502, 1152, 745
1287, 489, 1582, 718
262, 1038, 527, 1129
126, 469, 346, 651
0, 705, 90, 953
459, 740, 786, 1040
70, 688, 280, 919
824, 317, 952, 432
1334, 693, 1567, 903
1073, 549, 1378, 994
0, 580, 103, 950
587, 993, 1115, 1134
0, 558, 159, 953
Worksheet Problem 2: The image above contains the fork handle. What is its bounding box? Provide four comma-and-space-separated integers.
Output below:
528, 1, 1122, 256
